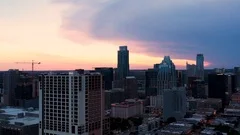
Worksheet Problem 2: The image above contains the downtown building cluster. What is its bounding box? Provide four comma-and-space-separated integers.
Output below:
0, 45, 240, 135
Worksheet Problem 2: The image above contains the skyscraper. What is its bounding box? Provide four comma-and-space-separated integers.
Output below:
157, 56, 177, 95
234, 67, 240, 90
186, 62, 196, 77
145, 69, 158, 96
95, 67, 113, 90
196, 54, 204, 80
124, 76, 138, 99
39, 72, 106, 135
163, 87, 186, 121
117, 46, 129, 80
3, 69, 20, 106
208, 73, 235, 108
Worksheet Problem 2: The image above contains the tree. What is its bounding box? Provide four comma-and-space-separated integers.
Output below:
166, 117, 176, 124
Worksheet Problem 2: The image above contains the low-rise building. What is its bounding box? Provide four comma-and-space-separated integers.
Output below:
138, 117, 160, 135
111, 99, 143, 119
158, 121, 193, 135
231, 92, 240, 103
0, 107, 39, 135
224, 108, 240, 117
187, 98, 222, 111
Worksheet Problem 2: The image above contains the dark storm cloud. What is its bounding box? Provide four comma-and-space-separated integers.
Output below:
55, 0, 240, 68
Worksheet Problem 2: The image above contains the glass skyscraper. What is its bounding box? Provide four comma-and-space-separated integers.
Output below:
196, 54, 204, 80
157, 56, 177, 95
117, 46, 129, 80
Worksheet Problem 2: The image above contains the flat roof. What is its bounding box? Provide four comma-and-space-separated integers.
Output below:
8, 117, 39, 126
0, 107, 39, 116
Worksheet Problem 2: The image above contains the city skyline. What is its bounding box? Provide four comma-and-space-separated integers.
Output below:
1, 0, 240, 71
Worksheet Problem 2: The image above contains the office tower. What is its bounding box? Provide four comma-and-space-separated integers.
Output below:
95, 67, 113, 90
117, 46, 129, 80
154, 64, 160, 70
105, 88, 125, 110
129, 70, 146, 92
163, 87, 186, 121
3, 69, 20, 106
234, 67, 240, 90
196, 54, 204, 80
186, 62, 196, 77
39, 72, 105, 135
0, 72, 3, 89
190, 79, 206, 98
0, 72, 3, 104
208, 73, 235, 108
157, 56, 177, 95
145, 69, 158, 96
176, 70, 186, 87
124, 76, 138, 99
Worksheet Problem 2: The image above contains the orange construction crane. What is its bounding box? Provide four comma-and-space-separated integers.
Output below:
15, 60, 41, 77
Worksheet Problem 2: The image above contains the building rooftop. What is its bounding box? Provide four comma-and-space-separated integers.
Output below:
126, 76, 136, 79
201, 128, 216, 135
0, 107, 39, 127
8, 117, 39, 126
159, 121, 193, 135
111, 99, 143, 107
0, 107, 39, 116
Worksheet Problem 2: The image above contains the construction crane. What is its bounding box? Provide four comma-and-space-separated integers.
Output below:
15, 60, 41, 78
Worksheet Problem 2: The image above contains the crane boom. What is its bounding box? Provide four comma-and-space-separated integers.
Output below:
15, 60, 41, 78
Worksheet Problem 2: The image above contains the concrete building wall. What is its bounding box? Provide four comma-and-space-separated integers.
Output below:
163, 87, 186, 121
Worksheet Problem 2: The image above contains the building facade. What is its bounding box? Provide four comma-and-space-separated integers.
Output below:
186, 62, 196, 77
95, 67, 113, 90
157, 56, 177, 95
111, 99, 143, 119
196, 54, 204, 80
208, 73, 235, 107
117, 46, 129, 80
234, 67, 240, 90
104, 89, 125, 110
39, 72, 105, 135
190, 79, 206, 98
124, 76, 138, 99
3, 69, 20, 106
163, 87, 186, 121
145, 69, 158, 96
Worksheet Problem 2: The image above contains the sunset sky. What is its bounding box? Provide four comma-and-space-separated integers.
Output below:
1, 0, 240, 71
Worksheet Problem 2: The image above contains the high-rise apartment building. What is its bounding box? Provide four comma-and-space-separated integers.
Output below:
117, 46, 129, 80
39, 72, 105, 135
95, 67, 113, 90
196, 54, 204, 80
157, 56, 177, 95
163, 87, 186, 121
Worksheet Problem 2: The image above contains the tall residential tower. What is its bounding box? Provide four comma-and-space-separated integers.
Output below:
39, 72, 107, 135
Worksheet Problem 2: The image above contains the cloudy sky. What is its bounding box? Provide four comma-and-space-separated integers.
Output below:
1, 0, 239, 70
